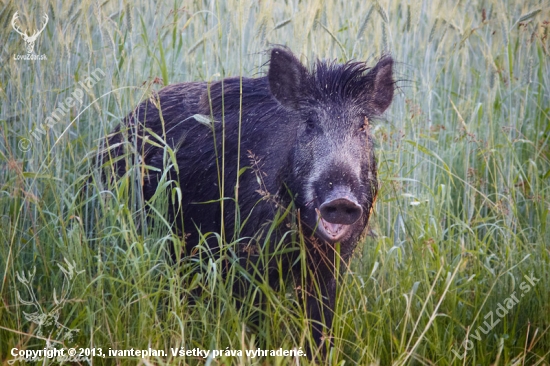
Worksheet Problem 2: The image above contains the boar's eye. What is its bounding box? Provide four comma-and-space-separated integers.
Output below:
358, 116, 370, 134
305, 118, 316, 132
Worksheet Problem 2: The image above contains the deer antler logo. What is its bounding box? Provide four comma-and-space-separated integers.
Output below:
11, 12, 48, 54
15, 259, 84, 344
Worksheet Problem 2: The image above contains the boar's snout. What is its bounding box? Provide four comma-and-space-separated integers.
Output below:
319, 186, 363, 225
320, 196, 362, 226
315, 185, 363, 242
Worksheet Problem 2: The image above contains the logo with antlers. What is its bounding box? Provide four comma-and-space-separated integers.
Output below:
11, 11, 48, 54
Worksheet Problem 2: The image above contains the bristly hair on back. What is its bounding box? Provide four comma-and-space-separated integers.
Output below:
308, 55, 395, 116
310, 60, 371, 100
203, 48, 395, 119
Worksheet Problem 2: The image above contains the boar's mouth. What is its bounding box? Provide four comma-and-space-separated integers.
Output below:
315, 208, 349, 242
314, 194, 363, 242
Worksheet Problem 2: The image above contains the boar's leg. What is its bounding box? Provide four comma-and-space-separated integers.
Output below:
307, 271, 336, 348
301, 247, 340, 353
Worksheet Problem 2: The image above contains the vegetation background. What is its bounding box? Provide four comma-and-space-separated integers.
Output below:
0, 0, 549, 364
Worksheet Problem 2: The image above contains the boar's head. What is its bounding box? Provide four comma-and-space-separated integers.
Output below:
268, 48, 394, 250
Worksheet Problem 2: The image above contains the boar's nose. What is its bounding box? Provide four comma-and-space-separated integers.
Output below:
320, 191, 363, 225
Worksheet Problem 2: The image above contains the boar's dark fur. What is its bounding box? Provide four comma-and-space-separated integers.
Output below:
105, 47, 395, 352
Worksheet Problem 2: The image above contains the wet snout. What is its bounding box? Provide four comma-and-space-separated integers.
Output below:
319, 186, 362, 225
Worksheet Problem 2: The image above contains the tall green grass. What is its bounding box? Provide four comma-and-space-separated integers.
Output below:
1, 0, 549, 364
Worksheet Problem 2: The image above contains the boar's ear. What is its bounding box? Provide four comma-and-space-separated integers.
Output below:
268, 48, 308, 109
364, 55, 394, 115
